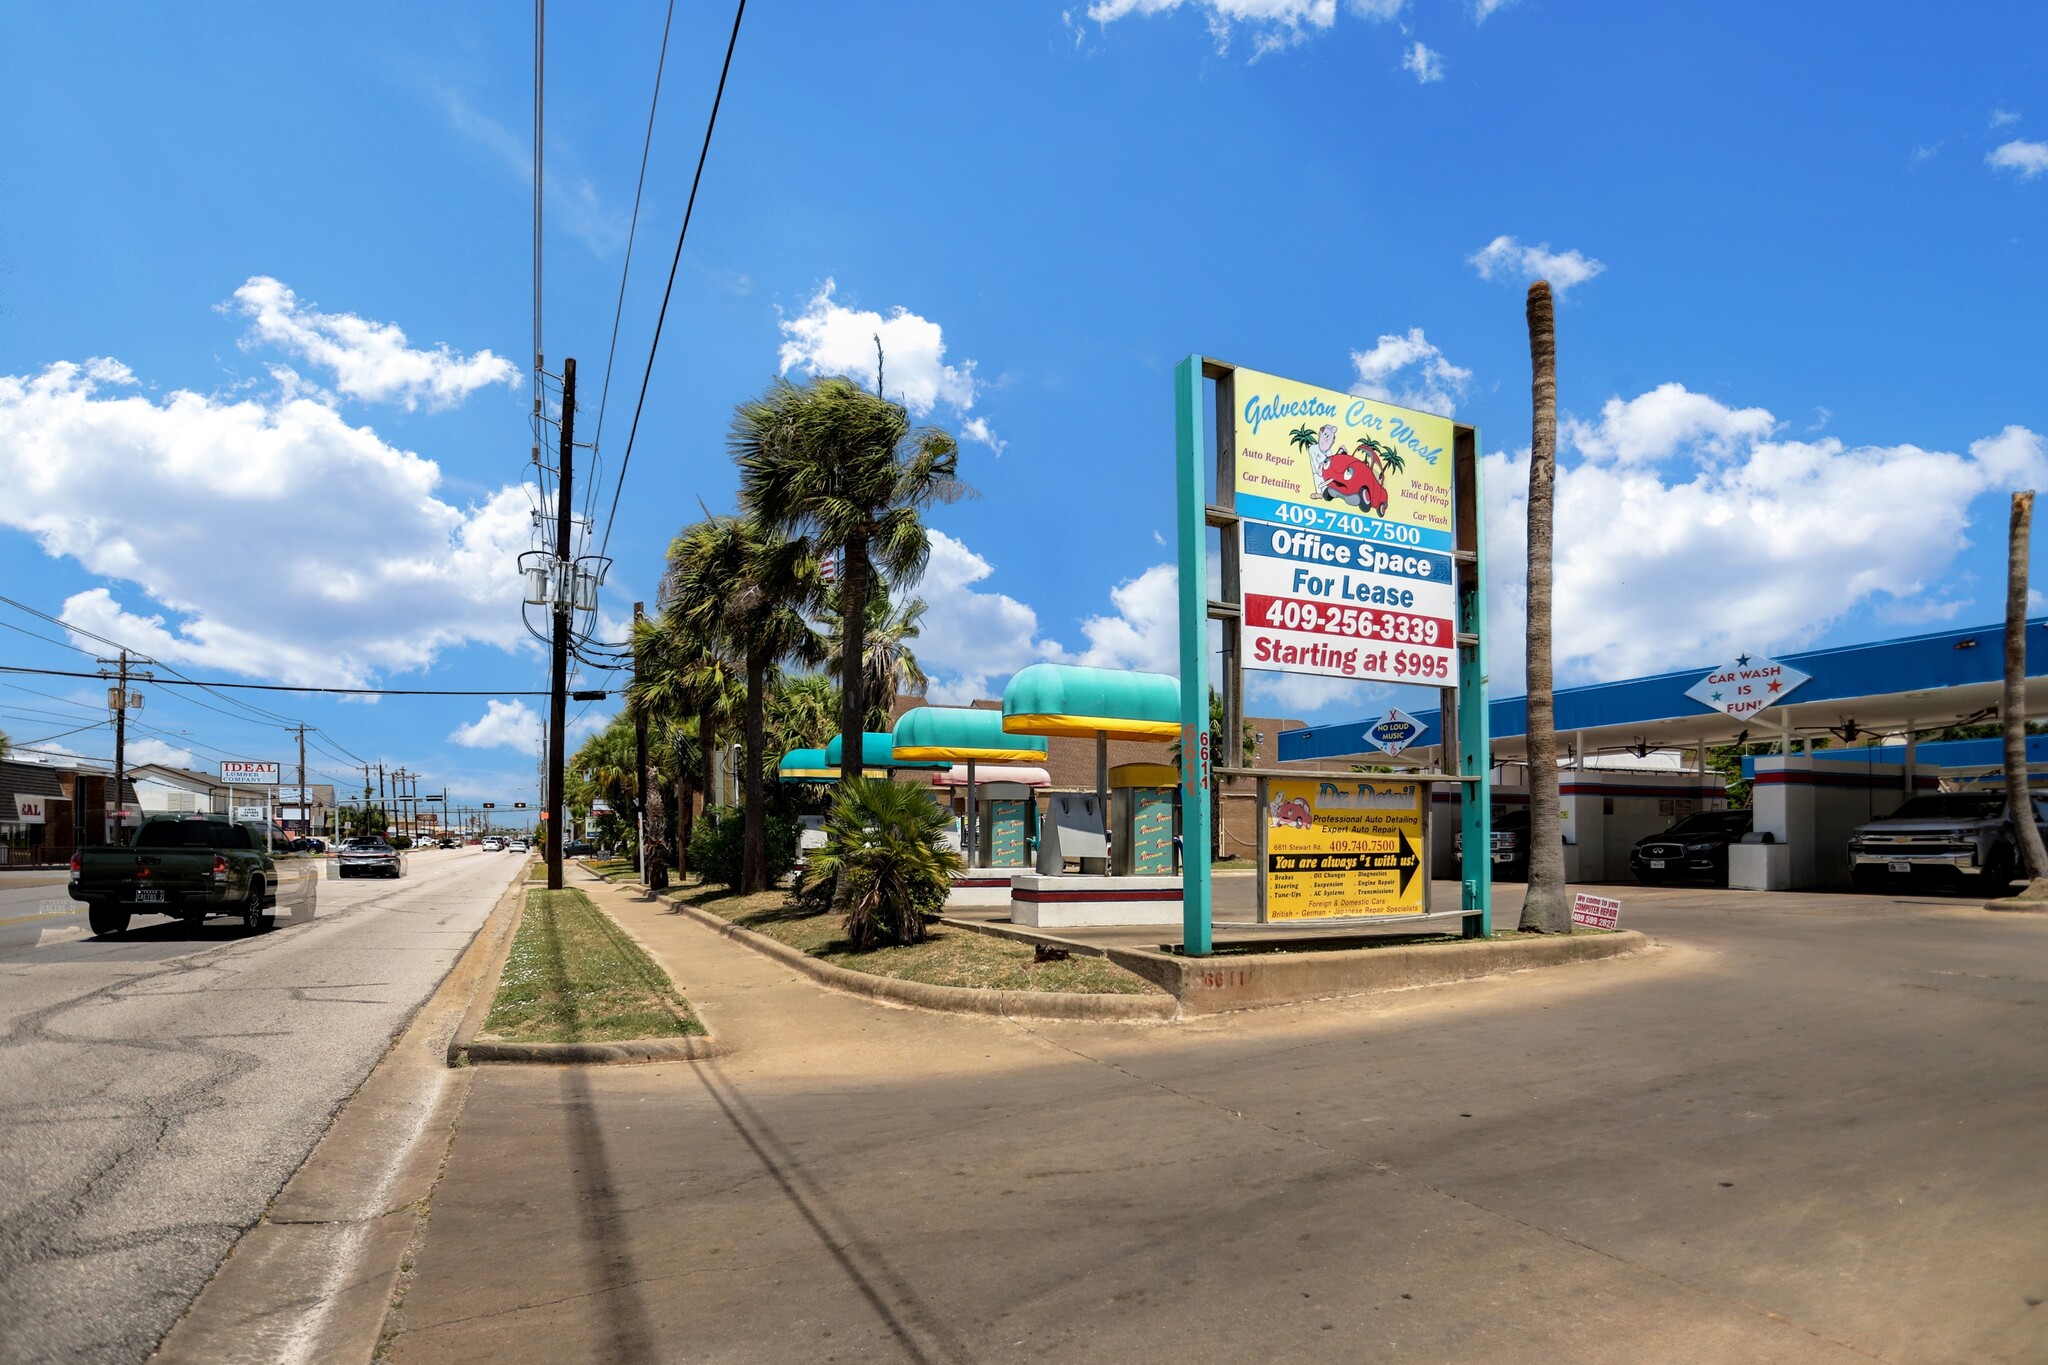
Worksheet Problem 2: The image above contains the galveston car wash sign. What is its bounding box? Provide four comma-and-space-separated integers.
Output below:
1234, 367, 1458, 688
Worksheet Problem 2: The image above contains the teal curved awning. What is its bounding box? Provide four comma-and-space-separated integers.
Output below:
1001, 663, 1180, 742
777, 748, 834, 782
893, 706, 1050, 762
823, 731, 950, 769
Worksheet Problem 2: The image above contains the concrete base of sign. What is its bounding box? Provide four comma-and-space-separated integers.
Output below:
1729, 842, 1792, 891
946, 870, 1021, 909
1010, 874, 1183, 927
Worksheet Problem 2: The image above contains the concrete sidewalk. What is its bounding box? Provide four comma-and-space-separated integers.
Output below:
380, 867, 2048, 1363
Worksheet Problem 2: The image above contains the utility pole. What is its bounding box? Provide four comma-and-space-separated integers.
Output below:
291, 724, 308, 838
95, 650, 152, 846
545, 357, 577, 891
633, 600, 648, 885
377, 763, 386, 837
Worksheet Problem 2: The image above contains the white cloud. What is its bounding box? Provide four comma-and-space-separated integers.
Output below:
1991, 108, 2021, 129
1401, 41, 1444, 83
1987, 139, 2048, 180
960, 416, 1006, 457
1073, 564, 1182, 676
1468, 235, 1606, 294
0, 357, 535, 686
913, 531, 1063, 704
229, 277, 518, 411
1483, 389, 2048, 688
1082, 0, 1400, 59
1910, 142, 1942, 167
1350, 327, 1471, 417
125, 737, 198, 770
450, 700, 543, 752
778, 279, 978, 419
1563, 383, 1777, 465
1472, 0, 1513, 20
1246, 671, 1387, 718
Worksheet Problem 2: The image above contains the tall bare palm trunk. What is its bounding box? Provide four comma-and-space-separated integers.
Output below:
1998, 490, 2048, 903
742, 650, 769, 892
1520, 281, 1571, 933
642, 778, 671, 891
838, 536, 872, 784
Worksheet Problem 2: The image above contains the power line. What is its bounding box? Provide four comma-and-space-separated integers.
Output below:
589, 0, 678, 523
0, 665, 553, 696
596, 0, 748, 563
0, 616, 95, 656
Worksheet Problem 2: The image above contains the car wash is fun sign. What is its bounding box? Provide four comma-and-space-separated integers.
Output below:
1233, 367, 1458, 688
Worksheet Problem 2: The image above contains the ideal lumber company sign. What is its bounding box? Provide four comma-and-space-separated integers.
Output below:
221, 761, 280, 785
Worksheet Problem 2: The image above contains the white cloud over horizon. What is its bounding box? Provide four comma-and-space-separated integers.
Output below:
1987, 139, 2048, 180
450, 699, 542, 752
1401, 41, 1444, 83
0, 356, 536, 687
229, 277, 519, 411
1468, 235, 1606, 294
1350, 327, 1471, 417
778, 279, 979, 419
1081, 0, 1399, 60
1484, 386, 2048, 688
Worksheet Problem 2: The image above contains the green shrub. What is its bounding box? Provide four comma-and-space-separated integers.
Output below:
390, 834, 413, 850
805, 778, 963, 949
687, 804, 799, 890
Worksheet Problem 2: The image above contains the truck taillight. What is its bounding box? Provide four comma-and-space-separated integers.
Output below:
70, 851, 82, 874
213, 854, 228, 875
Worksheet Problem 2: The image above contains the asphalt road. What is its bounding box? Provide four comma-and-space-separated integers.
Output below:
0, 848, 523, 1365
390, 880, 2048, 1363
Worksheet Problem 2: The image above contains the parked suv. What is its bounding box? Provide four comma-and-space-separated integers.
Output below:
1848, 790, 2048, 893
1454, 806, 1531, 881
1629, 809, 1752, 885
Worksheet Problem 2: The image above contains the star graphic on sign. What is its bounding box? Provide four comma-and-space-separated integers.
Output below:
1712, 690, 1724, 701
1736, 653, 1752, 667
1767, 679, 1783, 693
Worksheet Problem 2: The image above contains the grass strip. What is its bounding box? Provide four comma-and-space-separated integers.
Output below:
583, 857, 639, 883
665, 880, 1166, 996
481, 888, 705, 1043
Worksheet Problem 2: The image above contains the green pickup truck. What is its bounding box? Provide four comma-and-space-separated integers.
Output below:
70, 816, 319, 938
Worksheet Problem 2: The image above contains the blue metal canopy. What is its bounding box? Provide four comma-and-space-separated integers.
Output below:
1282, 618, 2048, 764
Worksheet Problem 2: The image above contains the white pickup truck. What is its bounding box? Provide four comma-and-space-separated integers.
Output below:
1848, 790, 2048, 893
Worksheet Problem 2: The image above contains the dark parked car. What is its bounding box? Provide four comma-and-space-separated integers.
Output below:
564, 839, 595, 857
1630, 809, 1752, 885
1455, 807, 1531, 881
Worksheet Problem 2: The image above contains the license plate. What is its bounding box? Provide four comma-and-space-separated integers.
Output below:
1888, 861, 1911, 874
1648, 859, 1666, 869
1493, 851, 1513, 863
134, 889, 165, 904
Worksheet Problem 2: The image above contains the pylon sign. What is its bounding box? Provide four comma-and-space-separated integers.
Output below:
1232, 368, 1459, 689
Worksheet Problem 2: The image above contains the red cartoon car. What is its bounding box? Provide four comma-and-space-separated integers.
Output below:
1271, 797, 1313, 829
1321, 446, 1389, 516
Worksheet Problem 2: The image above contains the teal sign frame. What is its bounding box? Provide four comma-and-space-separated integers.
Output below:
1174, 356, 1493, 955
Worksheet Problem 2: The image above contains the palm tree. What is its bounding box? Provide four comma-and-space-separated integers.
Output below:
824, 591, 929, 729
1519, 280, 1570, 933
569, 715, 641, 849
669, 516, 826, 893
805, 777, 963, 949
768, 672, 840, 758
0, 728, 9, 760
731, 374, 969, 785
631, 605, 734, 882
1289, 425, 1318, 454
1998, 491, 2048, 903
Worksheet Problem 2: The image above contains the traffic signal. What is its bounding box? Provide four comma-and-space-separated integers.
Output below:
482, 802, 496, 809
513, 801, 528, 809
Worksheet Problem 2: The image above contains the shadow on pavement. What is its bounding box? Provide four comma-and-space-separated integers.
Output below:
560, 1066, 661, 1362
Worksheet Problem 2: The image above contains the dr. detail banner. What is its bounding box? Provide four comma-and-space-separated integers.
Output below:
1265, 777, 1426, 921
1233, 367, 1457, 687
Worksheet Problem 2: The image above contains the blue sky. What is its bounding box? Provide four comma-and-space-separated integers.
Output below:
3, 0, 2045, 810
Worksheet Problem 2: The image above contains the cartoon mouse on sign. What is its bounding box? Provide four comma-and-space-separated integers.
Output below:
1292, 425, 1405, 517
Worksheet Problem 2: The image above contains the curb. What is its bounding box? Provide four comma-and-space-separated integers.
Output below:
449, 881, 729, 1065
463, 1035, 727, 1064
660, 893, 1181, 1022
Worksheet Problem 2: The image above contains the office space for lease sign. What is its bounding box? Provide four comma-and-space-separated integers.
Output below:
1233, 368, 1458, 688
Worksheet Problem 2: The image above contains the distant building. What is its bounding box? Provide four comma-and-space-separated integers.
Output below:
125, 765, 336, 837
0, 756, 141, 866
